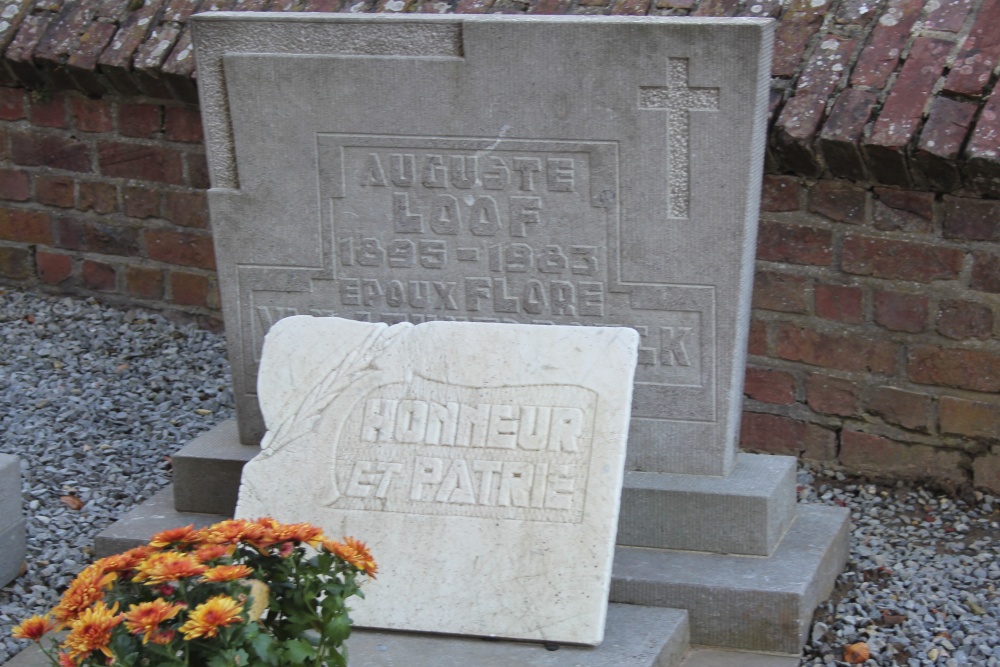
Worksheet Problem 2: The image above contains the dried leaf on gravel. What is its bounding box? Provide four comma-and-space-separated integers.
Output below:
59, 495, 85, 510
843, 642, 870, 664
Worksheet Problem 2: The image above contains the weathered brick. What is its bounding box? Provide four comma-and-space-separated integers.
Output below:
744, 367, 796, 404
0, 207, 52, 244
57, 216, 139, 256
66, 16, 120, 72
692, 0, 740, 16
872, 188, 933, 233
841, 236, 964, 283
772, 23, 817, 78
798, 35, 856, 97
757, 221, 833, 266
0, 169, 31, 201
944, 0, 1000, 97
814, 283, 863, 324
119, 104, 163, 138
145, 229, 216, 270
164, 107, 204, 143
804, 423, 838, 462
123, 186, 161, 219
942, 196, 1000, 242
11, 132, 92, 172
132, 24, 183, 75
77, 181, 117, 215
125, 265, 165, 300
98, 142, 184, 185
974, 452, 1000, 493
940, 396, 1000, 440
81, 259, 117, 292
808, 179, 866, 224
873, 289, 928, 333
773, 94, 825, 176
835, 0, 879, 24
0, 245, 33, 279
970, 252, 1000, 294
760, 175, 800, 212
936, 299, 995, 340
71, 96, 113, 133
748, 318, 767, 356
775, 323, 897, 374
866, 37, 953, 187
806, 373, 860, 416
908, 345, 1000, 393
849, 0, 924, 89
840, 430, 968, 485
29, 92, 68, 128
0, 87, 26, 121
97, 0, 165, 76
739, 412, 806, 456
868, 386, 932, 432
0, 129, 9, 161
163, 190, 208, 228
0, 1, 29, 53
35, 175, 74, 208
170, 270, 218, 308
915, 98, 977, 192
925, 0, 974, 32
753, 271, 809, 313
32, 1, 98, 69
456, 0, 495, 12
964, 86, 1000, 198
818, 89, 877, 182
6, 14, 55, 87
36, 250, 72, 284
186, 152, 211, 189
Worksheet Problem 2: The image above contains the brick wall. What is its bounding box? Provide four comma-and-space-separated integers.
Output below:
0, 0, 996, 491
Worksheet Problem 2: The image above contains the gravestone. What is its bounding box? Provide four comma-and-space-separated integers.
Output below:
237, 316, 639, 644
0, 453, 26, 587
89, 12, 849, 662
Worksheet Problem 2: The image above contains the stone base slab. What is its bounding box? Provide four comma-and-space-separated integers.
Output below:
171, 420, 256, 515
1, 518, 26, 587
611, 504, 851, 654
618, 453, 796, 556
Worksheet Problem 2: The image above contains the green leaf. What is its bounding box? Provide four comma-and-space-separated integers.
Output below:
279, 637, 318, 664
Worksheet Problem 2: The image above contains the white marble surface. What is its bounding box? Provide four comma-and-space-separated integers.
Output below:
236, 316, 639, 645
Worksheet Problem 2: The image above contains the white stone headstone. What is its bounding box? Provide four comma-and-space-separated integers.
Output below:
236, 317, 638, 645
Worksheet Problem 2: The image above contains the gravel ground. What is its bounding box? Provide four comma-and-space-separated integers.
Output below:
0, 287, 997, 666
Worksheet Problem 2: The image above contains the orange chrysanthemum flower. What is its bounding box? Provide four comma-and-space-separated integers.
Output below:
178, 595, 244, 640
133, 552, 207, 585
62, 602, 123, 661
324, 536, 378, 578
194, 543, 235, 563
53, 565, 118, 624
56, 652, 76, 667
149, 524, 199, 549
269, 521, 324, 548
123, 600, 185, 644
195, 519, 251, 545
149, 629, 175, 645
92, 545, 155, 575
202, 564, 254, 582
12, 614, 57, 641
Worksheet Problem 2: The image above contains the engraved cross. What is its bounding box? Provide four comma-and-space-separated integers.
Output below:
639, 58, 720, 219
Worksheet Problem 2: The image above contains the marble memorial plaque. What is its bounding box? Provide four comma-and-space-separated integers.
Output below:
192, 14, 773, 475
235, 316, 639, 644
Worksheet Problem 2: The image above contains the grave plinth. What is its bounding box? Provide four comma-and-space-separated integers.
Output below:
0, 453, 26, 587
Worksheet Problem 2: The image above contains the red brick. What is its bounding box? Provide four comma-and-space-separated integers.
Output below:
98, 142, 184, 185
36, 251, 72, 284
772, 23, 817, 78
873, 290, 928, 333
71, 96, 113, 133
739, 0, 783, 17
29, 92, 67, 128
925, 0, 974, 32
57, 216, 140, 257
0, 245, 33, 279
849, 0, 924, 88
6, 13, 54, 80
170, 271, 217, 307
163, 191, 208, 228
97, 0, 165, 73
840, 430, 967, 485
125, 265, 165, 299
146, 229, 216, 269
806, 373, 861, 416
942, 197, 1000, 242
32, 2, 98, 68
808, 180, 866, 224
775, 323, 898, 374
692, 0, 739, 16
940, 396, 1000, 439
965, 88, 1000, 198
814, 283, 863, 324
123, 186, 161, 219
819, 88, 878, 182
66, 15, 120, 72
760, 175, 800, 212
456, 0, 495, 11
0, 129, 10, 162
872, 188, 933, 233
186, 152, 210, 189
753, 271, 809, 313
909, 345, 1000, 392
35, 175, 74, 208
11, 132, 92, 172
739, 412, 806, 456
0, 207, 52, 244
118, 104, 162, 138
974, 452, 1000, 493
804, 423, 838, 461
81, 260, 117, 292
0, 88, 26, 121
834, 0, 878, 23
748, 318, 767, 356
915, 98, 978, 192
936, 299, 994, 340
868, 386, 932, 432
0, 169, 31, 201
798, 35, 856, 97
970, 252, 1000, 294
757, 221, 833, 266
164, 107, 204, 143
77, 182, 117, 215
773, 94, 826, 176
744, 367, 796, 404
841, 236, 963, 283
944, 0, 1000, 96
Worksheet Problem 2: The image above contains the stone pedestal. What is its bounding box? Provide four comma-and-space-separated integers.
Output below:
0, 453, 26, 587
